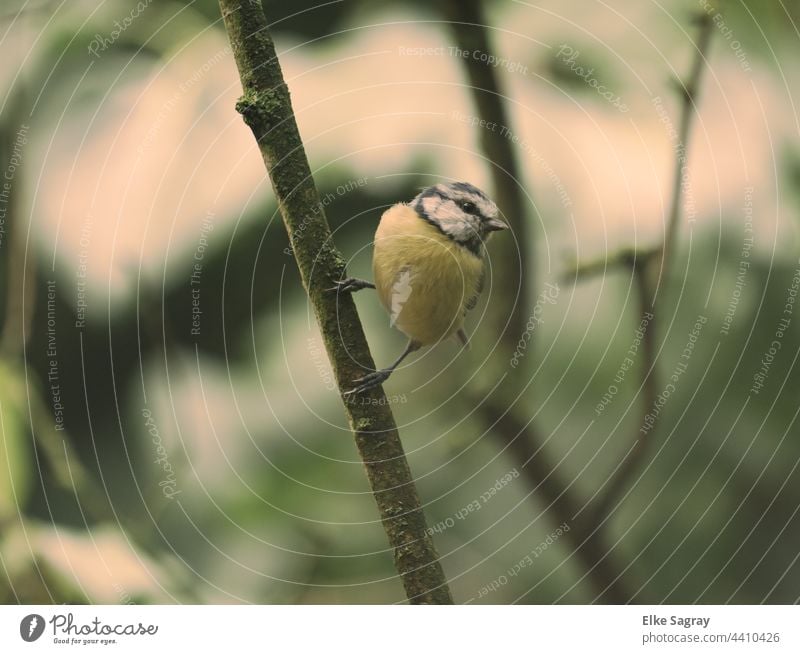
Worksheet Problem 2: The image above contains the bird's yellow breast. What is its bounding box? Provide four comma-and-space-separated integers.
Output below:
372, 203, 484, 345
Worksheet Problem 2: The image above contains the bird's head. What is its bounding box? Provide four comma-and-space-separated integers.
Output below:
412, 181, 508, 255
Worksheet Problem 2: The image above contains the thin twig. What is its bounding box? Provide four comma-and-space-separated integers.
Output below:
590, 260, 658, 519
217, 0, 451, 604
586, 11, 714, 516
564, 248, 657, 285
658, 10, 715, 288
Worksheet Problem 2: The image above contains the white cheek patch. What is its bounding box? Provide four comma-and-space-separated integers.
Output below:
419, 196, 460, 227
433, 200, 462, 224
419, 195, 442, 220
419, 196, 481, 241
440, 213, 481, 243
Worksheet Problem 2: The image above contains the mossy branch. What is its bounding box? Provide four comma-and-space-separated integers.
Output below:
217, 0, 452, 604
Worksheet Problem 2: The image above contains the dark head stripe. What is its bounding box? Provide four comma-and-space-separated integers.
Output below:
450, 181, 490, 202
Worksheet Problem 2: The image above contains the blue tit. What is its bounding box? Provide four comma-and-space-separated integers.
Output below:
333, 181, 509, 395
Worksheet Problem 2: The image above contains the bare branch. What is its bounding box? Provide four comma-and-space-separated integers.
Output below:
441, 0, 528, 346
587, 11, 714, 516
658, 10, 715, 287
590, 261, 658, 519
563, 248, 657, 285
442, 0, 638, 601
0, 90, 34, 360
478, 400, 635, 603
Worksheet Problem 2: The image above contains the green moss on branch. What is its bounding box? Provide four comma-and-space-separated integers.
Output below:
218, 0, 452, 604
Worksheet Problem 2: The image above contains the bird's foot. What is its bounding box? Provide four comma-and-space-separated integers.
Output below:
456, 327, 471, 350
343, 369, 392, 395
328, 277, 375, 293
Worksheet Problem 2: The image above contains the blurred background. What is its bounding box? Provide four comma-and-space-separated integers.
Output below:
1, 0, 799, 604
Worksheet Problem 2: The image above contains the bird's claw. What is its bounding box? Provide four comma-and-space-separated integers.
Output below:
328, 277, 375, 294
343, 369, 391, 395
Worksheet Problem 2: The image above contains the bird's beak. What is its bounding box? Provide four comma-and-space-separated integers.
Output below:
485, 217, 509, 232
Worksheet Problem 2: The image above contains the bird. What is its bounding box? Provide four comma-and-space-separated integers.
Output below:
332, 181, 509, 395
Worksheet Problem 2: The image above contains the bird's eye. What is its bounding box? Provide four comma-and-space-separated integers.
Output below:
458, 200, 479, 215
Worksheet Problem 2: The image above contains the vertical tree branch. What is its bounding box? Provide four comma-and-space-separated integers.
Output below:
0, 91, 34, 360
217, 0, 452, 604
441, 0, 528, 345
589, 256, 659, 520
441, 0, 636, 602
